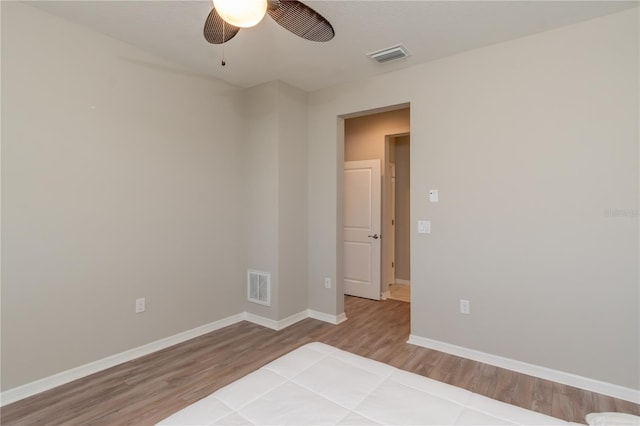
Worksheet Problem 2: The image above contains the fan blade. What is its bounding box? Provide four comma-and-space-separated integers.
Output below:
267, 1, 334, 42
203, 8, 240, 44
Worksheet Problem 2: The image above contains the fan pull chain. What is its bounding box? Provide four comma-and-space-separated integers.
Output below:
221, 21, 226, 66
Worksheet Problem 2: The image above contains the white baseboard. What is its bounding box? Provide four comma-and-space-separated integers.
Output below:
243, 310, 309, 331
1, 308, 348, 406
243, 312, 280, 330
308, 309, 348, 325
408, 334, 640, 404
0, 313, 245, 407
276, 310, 311, 329
381, 290, 390, 300
394, 279, 410, 286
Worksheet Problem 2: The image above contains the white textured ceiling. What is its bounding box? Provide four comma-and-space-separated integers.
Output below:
30, 0, 638, 92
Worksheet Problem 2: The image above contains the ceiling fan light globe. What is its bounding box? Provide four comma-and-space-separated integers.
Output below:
213, 0, 267, 28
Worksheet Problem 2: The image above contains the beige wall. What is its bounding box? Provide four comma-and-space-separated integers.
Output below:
242, 81, 309, 321
344, 109, 410, 162
242, 83, 280, 319
308, 8, 639, 390
2, 0, 638, 399
277, 82, 309, 319
394, 136, 410, 281
1, 2, 246, 390
1, 4, 308, 392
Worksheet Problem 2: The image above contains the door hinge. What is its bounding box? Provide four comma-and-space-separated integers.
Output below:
392, 219, 395, 225
392, 261, 395, 268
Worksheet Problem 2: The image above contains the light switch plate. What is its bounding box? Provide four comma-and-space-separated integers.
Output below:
418, 220, 431, 234
135, 297, 145, 313
429, 189, 439, 202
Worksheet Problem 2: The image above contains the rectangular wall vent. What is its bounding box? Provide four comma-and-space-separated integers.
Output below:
367, 44, 410, 63
247, 270, 270, 306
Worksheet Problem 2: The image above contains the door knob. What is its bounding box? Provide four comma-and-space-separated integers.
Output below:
368, 234, 380, 239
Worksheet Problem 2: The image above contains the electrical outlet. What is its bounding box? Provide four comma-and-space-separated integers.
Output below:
135, 297, 145, 313
324, 277, 331, 289
459, 299, 470, 314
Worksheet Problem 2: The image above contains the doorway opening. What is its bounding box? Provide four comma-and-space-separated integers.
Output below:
386, 134, 411, 303
342, 106, 411, 303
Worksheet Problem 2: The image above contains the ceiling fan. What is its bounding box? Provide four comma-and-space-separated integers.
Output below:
203, 0, 335, 46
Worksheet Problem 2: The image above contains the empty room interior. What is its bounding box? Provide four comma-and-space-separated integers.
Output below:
1, 1, 639, 425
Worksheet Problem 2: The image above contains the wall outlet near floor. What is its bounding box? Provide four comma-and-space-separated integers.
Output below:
324, 277, 331, 289
459, 299, 470, 315
135, 297, 146, 313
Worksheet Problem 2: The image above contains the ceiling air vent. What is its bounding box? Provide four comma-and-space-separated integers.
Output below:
367, 44, 410, 63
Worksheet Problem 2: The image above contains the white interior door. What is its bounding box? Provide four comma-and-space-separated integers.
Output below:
343, 160, 381, 300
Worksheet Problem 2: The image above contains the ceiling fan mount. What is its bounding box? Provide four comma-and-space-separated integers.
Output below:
203, 0, 335, 45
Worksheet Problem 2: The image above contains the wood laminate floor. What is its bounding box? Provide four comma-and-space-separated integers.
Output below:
2, 296, 639, 425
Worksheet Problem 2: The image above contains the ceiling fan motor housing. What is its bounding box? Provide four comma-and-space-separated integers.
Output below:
204, 0, 334, 45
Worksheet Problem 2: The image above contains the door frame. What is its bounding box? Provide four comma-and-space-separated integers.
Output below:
336, 103, 411, 317
383, 133, 409, 299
